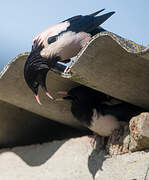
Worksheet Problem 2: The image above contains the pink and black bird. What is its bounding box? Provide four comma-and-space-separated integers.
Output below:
24, 9, 115, 104
60, 85, 145, 138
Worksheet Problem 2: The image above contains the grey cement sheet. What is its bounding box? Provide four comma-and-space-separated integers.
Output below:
0, 31, 149, 129
0, 54, 81, 128
70, 32, 149, 109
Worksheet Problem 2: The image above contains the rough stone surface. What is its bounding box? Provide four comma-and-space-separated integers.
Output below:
106, 124, 130, 155
129, 112, 149, 152
105, 113, 149, 155
0, 136, 149, 180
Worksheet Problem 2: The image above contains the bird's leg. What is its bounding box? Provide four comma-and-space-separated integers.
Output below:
63, 66, 71, 74
63, 59, 71, 63
51, 63, 66, 75
51, 61, 72, 78
101, 136, 106, 146
89, 133, 108, 150
61, 59, 76, 78
61, 66, 72, 78
62, 59, 72, 75
90, 133, 98, 148
89, 133, 105, 147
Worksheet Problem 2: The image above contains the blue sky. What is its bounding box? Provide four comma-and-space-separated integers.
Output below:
0, 0, 148, 69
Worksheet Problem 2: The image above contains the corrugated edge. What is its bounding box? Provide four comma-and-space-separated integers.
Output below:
0, 53, 29, 78
67, 31, 149, 71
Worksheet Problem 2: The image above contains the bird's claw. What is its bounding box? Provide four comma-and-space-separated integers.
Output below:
35, 95, 42, 105
89, 134, 107, 150
61, 66, 72, 78
61, 73, 72, 78
90, 134, 98, 148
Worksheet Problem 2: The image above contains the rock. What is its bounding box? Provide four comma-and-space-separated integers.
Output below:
129, 112, 149, 151
105, 113, 149, 155
106, 124, 130, 155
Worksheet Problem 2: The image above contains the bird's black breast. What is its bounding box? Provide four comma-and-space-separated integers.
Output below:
67, 85, 109, 127
71, 103, 93, 127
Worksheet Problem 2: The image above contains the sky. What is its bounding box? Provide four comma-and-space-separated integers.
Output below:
0, 0, 148, 70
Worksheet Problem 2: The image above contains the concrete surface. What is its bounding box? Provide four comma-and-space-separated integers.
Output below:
0, 53, 81, 128
0, 136, 149, 180
0, 100, 89, 148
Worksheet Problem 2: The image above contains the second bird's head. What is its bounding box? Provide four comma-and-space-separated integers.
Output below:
24, 42, 59, 104
63, 86, 93, 105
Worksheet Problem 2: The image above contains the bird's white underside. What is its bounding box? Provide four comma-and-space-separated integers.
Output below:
90, 109, 120, 136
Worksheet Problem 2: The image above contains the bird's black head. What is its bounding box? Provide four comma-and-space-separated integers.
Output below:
62, 86, 98, 127
63, 85, 108, 106
24, 52, 49, 99
63, 86, 90, 105
24, 42, 58, 104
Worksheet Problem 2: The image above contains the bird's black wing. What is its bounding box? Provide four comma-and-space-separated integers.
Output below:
47, 10, 115, 44
62, 15, 82, 22
65, 11, 115, 34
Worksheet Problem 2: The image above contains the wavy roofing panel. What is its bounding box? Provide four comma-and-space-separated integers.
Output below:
0, 31, 148, 137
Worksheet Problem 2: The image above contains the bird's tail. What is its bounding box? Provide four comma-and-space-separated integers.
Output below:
94, 11, 115, 26
89, 8, 105, 16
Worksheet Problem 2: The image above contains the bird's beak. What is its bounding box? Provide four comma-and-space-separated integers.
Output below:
57, 91, 68, 95
34, 91, 54, 105
34, 71, 54, 105
55, 91, 68, 101
35, 88, 54, 105
35, 94, 42, 105
55, 91, 74, 101
34, 90, 54, 105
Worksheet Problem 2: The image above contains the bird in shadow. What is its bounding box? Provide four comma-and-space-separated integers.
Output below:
57, 85, 146, 146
